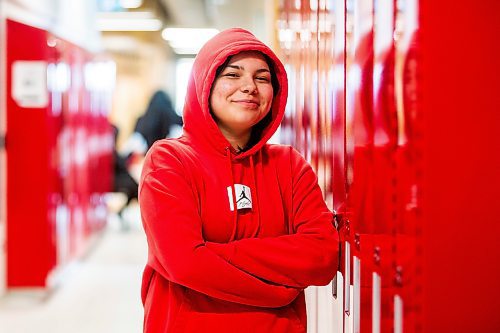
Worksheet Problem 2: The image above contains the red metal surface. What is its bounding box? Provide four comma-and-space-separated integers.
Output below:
5, 19, 113, 288
394, 0, 421, 331
420, 0, 500, 331
6, 19, 58, 287
331, 0, 347, 211
279, 0, 500, 331
345, 0, 376, 331
372, 1, 398, 332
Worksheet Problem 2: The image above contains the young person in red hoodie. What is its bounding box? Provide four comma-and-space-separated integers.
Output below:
139, 28, 339, 333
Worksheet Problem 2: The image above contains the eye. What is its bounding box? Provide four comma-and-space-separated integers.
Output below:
222, 72, 239, 78
256, 76, 271, 82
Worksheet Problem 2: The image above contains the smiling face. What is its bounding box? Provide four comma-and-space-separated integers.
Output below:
209, 51, 274, 148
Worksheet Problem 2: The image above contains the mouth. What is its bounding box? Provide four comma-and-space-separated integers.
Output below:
233, 99, 260, 108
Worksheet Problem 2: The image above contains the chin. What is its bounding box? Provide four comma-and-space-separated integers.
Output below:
233, 117, 261, 128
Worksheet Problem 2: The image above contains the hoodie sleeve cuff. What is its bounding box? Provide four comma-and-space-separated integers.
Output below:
205, 242, 236, 263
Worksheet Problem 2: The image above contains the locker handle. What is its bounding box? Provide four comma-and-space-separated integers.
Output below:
332, 228, 342, 299
334, 209, 352, 314
332, 209, 348, 300
332, 209, 342, 299
332, 273, 338, 299
344, 240, 351, 315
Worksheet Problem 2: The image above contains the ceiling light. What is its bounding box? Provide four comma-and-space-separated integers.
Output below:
161, 28, 219, 54
119, 0, 143, 9
97, 11, 162, 31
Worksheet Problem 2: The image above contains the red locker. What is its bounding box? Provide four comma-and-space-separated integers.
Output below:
330, 0, 347, 211
372, 1, 398, 332
298, 2, 314, 160
279, 0, 500, 332
5, 19, 113, 289
6, 20, 61, 287
317, 1, 333, 198
394, 0, 421, 331
344, 0, 377, 332
420, 0, 500, 331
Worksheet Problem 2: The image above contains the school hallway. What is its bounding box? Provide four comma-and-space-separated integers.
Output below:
0, 206, 147, 333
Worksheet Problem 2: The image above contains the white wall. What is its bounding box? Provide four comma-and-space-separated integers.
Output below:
3, 0, 102, 51
306, 277, 347, 333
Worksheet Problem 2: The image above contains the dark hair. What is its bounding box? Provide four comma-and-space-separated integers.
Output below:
213, 52, 280, 96
211, 51, 279, 152
263, 54, 280, 97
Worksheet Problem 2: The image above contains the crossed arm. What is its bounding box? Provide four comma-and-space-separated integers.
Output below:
140, 146, 338, 307
206, 149, 339, 288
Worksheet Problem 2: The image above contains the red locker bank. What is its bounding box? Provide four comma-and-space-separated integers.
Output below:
278, 0, 500, 332
3, 18, 114, 289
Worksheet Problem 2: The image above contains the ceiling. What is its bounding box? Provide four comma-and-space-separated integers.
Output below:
159, 0, 269, 34
159, 0, 209, 27
99, 0, 274, 56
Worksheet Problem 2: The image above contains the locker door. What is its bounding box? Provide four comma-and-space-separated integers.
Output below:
331, 0, 347, 212
345, 0, 375, 332
6, 19, 58, 287
372, 0, 398, 332
394, 0, 421, 332
420, 0, 500, 331
318, 0, 333, 200
0, 12, 6, 296
328, 0, 348, 331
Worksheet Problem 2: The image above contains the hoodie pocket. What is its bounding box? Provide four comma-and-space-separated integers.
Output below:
170, 288, 190, 331
171, 289, 307, 333
287, 304, 307, 332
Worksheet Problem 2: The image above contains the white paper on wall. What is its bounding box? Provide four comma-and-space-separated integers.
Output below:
12, 60, 48, 108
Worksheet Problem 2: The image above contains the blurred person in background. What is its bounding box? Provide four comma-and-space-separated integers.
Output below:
135, 90, 183, 150
111, 124, 138, 229
116, 90, 183, 208
139, 28, 339, 333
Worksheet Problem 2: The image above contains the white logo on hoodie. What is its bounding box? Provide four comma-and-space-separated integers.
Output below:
227, 184, 252, 211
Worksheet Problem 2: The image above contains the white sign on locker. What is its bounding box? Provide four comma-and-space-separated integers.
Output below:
12, 60, 48, 108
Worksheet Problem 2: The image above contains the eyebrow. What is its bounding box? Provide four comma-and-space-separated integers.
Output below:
226, 65, 270, 73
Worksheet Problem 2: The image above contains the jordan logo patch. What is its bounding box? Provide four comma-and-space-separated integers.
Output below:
227, 184, 252, 211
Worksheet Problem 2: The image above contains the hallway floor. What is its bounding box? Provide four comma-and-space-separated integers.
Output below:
0, 206, 147, 333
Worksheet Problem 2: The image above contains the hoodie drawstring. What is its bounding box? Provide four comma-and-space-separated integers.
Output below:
226, 147, 261, 240
249, 154, 261, 237
226, 147, 239, 241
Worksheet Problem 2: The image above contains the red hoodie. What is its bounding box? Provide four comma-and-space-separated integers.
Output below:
139, 28, 339, 333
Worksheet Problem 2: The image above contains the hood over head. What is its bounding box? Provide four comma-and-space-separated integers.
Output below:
182, 28, 288, 160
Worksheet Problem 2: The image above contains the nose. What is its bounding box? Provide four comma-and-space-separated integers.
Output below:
240, 76, 257, 94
